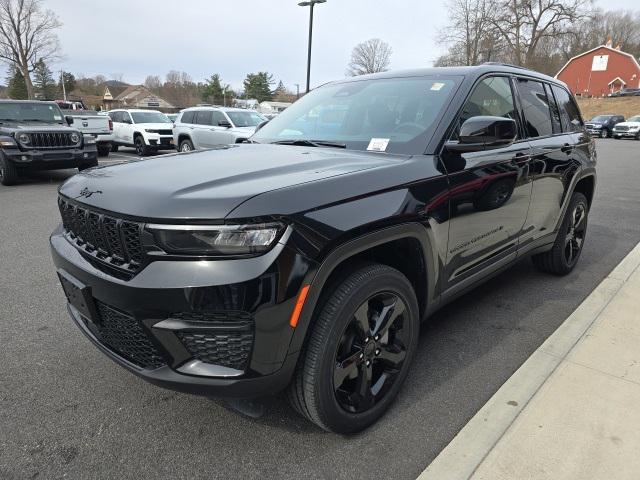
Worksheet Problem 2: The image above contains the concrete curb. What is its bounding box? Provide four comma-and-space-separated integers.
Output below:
418, 241, 640, 480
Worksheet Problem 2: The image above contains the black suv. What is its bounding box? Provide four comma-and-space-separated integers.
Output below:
51, 65, 596, 433
585, 114, 624, 138
0, 100, 98, 185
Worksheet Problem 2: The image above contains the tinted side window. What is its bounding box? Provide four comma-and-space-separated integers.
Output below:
181, 111, 195, 124
544, 83, 561, 134
551, 85, 583, 132
195, 110, 213, 125
109, 111, 121, 122
212, 111, 228, 126
517, 79, 553, 138
457, 76, 517, 138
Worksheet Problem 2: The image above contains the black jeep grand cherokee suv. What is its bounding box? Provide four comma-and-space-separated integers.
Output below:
51, 65, 596, 433
0, 100, 98, 185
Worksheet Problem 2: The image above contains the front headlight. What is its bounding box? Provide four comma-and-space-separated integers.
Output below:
70, 132, 80, 143
17, 133, 30, 144
147, 223, 283, 255
83, 134, 96, 144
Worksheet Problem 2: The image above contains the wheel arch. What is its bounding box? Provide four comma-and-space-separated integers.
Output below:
287, 223, 438, 355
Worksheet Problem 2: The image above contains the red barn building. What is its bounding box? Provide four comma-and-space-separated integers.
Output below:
556, 44, 640, 97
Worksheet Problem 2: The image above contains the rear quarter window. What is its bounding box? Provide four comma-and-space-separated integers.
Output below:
551, 85, 583, 132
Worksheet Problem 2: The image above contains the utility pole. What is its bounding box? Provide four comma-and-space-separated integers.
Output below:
298, 0, 326, 93
294, 83, 300, 99
60, 70, 67, 101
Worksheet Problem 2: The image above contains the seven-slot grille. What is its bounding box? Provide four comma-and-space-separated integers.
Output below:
58, 197, 144, 272
28, 132, 78, 149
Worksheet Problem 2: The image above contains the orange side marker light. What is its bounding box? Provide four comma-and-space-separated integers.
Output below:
289, 285, 310, 328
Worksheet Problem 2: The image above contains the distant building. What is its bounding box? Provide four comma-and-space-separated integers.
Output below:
103, 85, 176, 111
555, 42, 640, 97
259, 101, 292, 114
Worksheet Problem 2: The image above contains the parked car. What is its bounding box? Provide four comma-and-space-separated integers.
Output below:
56, 100, 87, 111
107, 109, 174, 156
0, 100, 97, 186
584, 114, 624, 138
51, 64, 596, 433
173, 106, 267, 151
612, 115, 640, 140
65, 109, 113, 157
619, 88, 640, 97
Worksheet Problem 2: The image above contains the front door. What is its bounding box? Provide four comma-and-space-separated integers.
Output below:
440, 75, 532, 293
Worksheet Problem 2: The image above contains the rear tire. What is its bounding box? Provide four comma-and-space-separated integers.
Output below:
287, 263, 419, 434
0, 156, 19, 186
179, 139, 194, 152
532, 192, 588, 275
97, 145, 111, 157
110, 144, 119, 152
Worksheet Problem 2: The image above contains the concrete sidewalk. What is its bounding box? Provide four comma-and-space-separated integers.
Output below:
420, 242, 640, 480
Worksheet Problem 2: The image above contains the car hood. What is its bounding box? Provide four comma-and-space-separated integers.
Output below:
59, 144, 402, 220
614, 121, 640, 127
0, 122, 74, 132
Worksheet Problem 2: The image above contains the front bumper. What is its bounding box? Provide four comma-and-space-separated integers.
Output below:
613, 130, 639, 137
586, 128, 603, 135
146, 134, 174, 150
50, 224, 314, 398
5, 145, 98, 170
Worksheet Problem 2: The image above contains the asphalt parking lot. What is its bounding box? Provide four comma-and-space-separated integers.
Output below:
1, 139, 639, 480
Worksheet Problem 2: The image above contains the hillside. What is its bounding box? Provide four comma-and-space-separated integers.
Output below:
576, 96, 640, 120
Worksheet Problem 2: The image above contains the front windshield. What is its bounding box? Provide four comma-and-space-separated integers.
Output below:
226, 111, 267, 127
0, 102, 64, 123
590, 115, 611, 122
131, 111, 171, 124
252, 75, 461, 155
627, 115, 640, 122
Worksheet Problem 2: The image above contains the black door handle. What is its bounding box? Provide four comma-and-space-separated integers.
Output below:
561, 143, 573, 154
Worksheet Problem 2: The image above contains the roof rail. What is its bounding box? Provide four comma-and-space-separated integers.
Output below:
481, 62, 533, 71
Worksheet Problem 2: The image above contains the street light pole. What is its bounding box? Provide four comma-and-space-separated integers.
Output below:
298, 0, 326, 94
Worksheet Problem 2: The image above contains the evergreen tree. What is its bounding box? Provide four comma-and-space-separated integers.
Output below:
202, 74, 224, 105
7, 67, 28, 100
243, 72, 274, 103
32, 59, 57, 99
58, 72, 76, 97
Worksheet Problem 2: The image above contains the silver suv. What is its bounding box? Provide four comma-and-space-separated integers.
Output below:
173, 106, 267, 151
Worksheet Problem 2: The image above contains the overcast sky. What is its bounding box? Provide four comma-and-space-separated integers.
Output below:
33, 0, 640, 92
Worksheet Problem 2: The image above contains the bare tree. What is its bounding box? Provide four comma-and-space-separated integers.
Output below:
0, 0, 61, 99
436, 0, 504, 66
144, 75, 161, 91
490, 0, 592, 67
346, 39, 392, 76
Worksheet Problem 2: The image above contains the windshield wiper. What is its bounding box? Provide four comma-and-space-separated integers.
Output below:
271, 139, 346, 149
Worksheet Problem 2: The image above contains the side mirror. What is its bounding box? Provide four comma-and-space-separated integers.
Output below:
218, 120, 232, 128
446, 116, 517, 153
65, 115, 74, 125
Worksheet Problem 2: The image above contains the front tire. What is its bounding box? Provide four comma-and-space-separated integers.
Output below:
179, 139, 194, 152
78, 160, 98, 172
97, 145, 111, 157
288, 263, 419, 434
0, 156, 19, 186
135, 135, 150, 156
532, 192, 588, 275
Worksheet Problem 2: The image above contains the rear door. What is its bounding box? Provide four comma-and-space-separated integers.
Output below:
109, 111, 124, 143
208, 110, 236, 145
517, 79, 582, 250
441, 75, 533, 293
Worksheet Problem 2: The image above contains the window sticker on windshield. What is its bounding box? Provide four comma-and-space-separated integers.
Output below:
367, 138, 390, 152
430, 82, 445, 91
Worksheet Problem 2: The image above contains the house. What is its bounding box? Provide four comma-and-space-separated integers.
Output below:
555, 40, 640, 97
103, 85, 176, 111
259, 101, 292, 114
233, 98, 259, 110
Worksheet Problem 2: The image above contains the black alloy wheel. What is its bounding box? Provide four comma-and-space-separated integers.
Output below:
333, 291, 410, 413
135, 136, 149, 156
288, 263, 419, 434
563, 201, 587, 268
532, 192, 588, 275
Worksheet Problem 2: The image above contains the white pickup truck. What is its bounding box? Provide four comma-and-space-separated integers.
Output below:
65, 110, 113, 157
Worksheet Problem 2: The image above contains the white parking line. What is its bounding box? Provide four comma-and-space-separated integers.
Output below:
417, 241, 640, 480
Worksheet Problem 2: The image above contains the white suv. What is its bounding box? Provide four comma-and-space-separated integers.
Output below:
108, 109, 174, 156
173, 107, 267, 152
